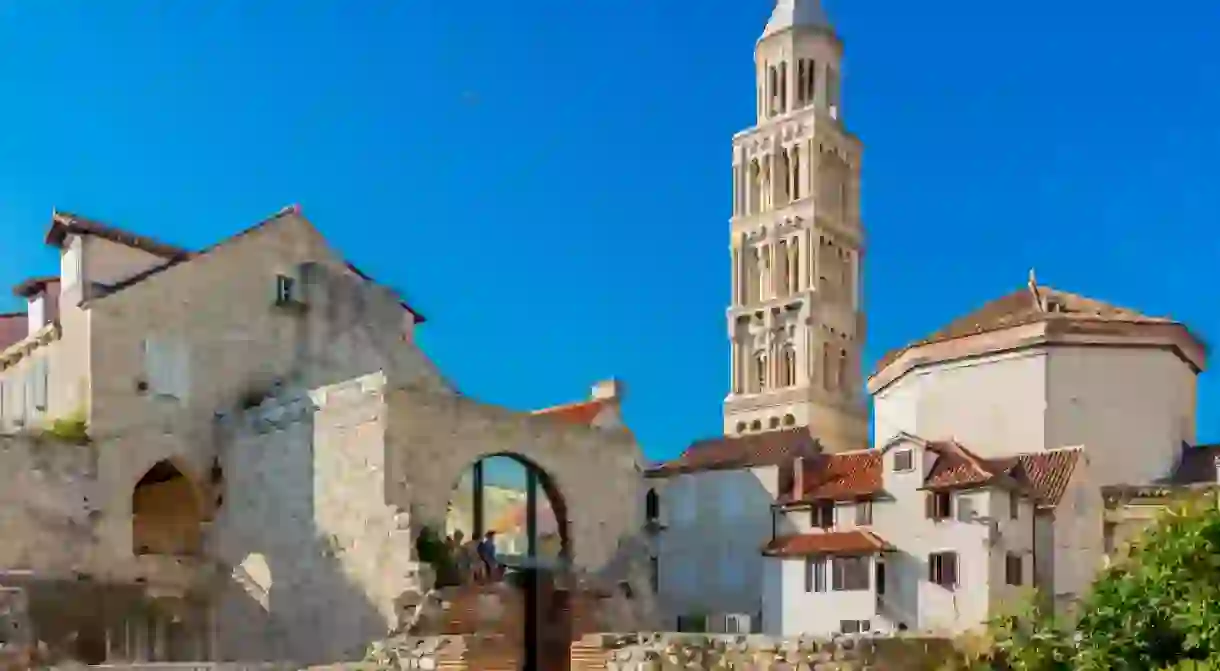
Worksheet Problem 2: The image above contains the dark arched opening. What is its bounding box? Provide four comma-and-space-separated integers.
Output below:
645, 488, 660, 524
440, 452, 572, 671
132, 460, 204, 557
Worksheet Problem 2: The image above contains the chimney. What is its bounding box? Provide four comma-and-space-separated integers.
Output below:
792, 457, 805, 501
591, 379, 624, 403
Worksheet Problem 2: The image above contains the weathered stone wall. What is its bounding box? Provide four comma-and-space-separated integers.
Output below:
353, 632, 957, 670
0, 434, 98, 574
212, 373, 415, 665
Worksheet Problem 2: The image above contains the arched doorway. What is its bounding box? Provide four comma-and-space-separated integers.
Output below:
441, 453, 571, 671
131, 460, 205, 557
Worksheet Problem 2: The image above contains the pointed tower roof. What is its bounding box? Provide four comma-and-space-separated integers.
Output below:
761, 0, 835, 40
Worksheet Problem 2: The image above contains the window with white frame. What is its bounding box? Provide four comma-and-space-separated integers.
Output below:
1009, 490, 1020, 520
831, 556, 869, 591
928, 551, 958, 589
804, 557, 826, 593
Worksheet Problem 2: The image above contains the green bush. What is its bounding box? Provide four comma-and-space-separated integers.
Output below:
983, 493, 1220, 670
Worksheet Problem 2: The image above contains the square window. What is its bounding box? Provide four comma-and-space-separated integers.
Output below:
893, 449, 914, 472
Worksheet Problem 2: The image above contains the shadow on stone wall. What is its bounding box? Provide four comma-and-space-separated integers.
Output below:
212, 392, 391, 666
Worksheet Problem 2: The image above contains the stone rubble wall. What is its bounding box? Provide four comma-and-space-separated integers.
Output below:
0, 434, 99, 575
348, 632, 956, 671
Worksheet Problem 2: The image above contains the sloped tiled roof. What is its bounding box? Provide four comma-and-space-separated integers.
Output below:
762, 530, 892, 557
922, 443, 1082, 508
1011, 448, 1083, 508
876, 285, 1183, 374
531, 399, 611, 425
782, 450, 883, 502
46, 211, 192, 259
42, 207, 426, 322
922, 441, 1006, 490
646, 427, 818, 477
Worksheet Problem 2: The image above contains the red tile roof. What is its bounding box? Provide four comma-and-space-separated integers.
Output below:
921, 441, 1082, 508
647, 427, 819, 477
922, 441, 1003, 490
1011, 448, 1082, 508
784, 450, 883, 502
531, 399, 610, 425
762, 530, 893, 557
0, 313, 27, 351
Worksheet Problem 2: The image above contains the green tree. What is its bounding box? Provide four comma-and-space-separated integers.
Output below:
984, 493, 1220, 670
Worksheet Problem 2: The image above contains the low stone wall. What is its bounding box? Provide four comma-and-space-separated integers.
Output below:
351, 632, 956, 671
570, 633, 955, 670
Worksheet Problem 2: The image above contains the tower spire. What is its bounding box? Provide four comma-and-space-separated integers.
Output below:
761, 0, 834, 40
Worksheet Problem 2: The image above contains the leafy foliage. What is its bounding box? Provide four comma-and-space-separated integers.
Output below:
979, 493, 1220, 670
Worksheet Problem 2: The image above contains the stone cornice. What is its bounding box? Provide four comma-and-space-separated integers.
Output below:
868, 320, 1205, 396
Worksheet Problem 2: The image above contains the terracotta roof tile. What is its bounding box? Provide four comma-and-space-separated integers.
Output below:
922, 441, 1000, 490
531, 399, 609, 425
12, 276, 60, 299
762, 530, 893, 557
1012, 448, 1082, 508
1171, 443, 1220, 485
918, 439, 1080, 508
784, 450, 883, 502
0, 313, 27, 351
875, 285, 1182, 374
646, 427, 818, 477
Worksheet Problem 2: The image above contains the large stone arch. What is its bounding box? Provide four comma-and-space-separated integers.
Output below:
385, 386, 643, 576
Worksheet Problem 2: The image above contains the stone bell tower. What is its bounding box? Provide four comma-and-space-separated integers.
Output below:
722, 0, 868, 453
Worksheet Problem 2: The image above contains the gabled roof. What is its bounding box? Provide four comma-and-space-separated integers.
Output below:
778, 433, 1083, 509
46, 211, 192, 259
48, 206, 426, 323
762, 530, 892, 557
923, 443, 1083, 509
781, 449, 883, 502
646, 427, 818, 477
875, 284, 1197, 375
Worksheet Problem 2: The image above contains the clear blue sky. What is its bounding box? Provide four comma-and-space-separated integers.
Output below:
0, 1, 1216, 462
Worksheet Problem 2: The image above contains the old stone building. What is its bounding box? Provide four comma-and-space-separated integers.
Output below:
0, 207, 655, 665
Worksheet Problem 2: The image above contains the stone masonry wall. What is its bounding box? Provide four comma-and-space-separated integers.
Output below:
352, 632, 956, 671
212, 372, 417, 665
0, 434, 99, 575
